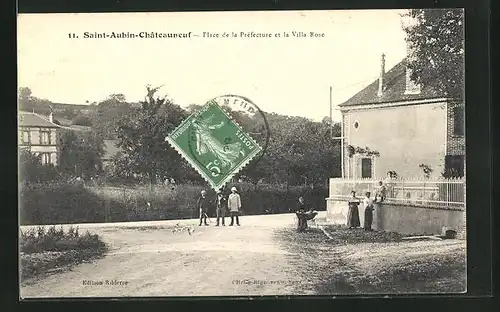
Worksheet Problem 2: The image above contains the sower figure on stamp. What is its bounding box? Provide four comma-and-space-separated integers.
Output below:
228, 187, 242, 226
197, 190, 210, 226
215, 189, 228, 226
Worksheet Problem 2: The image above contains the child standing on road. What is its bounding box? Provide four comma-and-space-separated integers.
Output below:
376, 181, 387, 202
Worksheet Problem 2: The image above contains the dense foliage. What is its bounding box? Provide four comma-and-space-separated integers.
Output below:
19, 149, 58, 183
19, 181, 328, 225
402, 9, 464, 101
58, 129, 105, 178
19, 86, 342, 187
72, 114, 93, 126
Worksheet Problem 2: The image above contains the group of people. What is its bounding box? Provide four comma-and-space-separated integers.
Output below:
346, 181, 387, 231
197, 187, 242, 226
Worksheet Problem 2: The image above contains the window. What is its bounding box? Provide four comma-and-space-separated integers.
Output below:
445, 155, 465, 178
41, 153, 51, 165
40, 130, 51, 145
453, 106, 465, 136
20, 130, 30, 144
361, 158, 372, 178
353, 121, 359, 129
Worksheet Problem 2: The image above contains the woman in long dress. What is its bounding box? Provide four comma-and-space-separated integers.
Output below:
363, 192, 374, 231
347, 190, 361, 229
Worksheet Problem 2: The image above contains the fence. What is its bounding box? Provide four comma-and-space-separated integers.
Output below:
328, 177, 465, 210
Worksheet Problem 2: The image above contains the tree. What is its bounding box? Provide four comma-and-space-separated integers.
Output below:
238, 112, 341, 186
18, 87, 53, 114
62, 107, 77, 119
19, 87, 32, 101
19, 149, 58, 182
108, 94, 127, 102
114, 86, 188, 188
58, 129, 105, 178
402, 9, 464, 101
186, 104, 203, 113
321, 116, 332, 125
91, 93, 133, 139
72, 114, 93, 126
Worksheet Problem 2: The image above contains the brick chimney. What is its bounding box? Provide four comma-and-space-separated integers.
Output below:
404, 38, 421, 95
377, 53, 385, 97
49, 112, 53, 123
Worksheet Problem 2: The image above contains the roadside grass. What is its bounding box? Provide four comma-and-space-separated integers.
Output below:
321, 224, 410, 244
20, 226, 108, 282
275, 225, 466, 294
370, 251, 466, 294
20, 181, 328, 225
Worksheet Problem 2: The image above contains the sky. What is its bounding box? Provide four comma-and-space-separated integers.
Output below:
17, 10, 409, 122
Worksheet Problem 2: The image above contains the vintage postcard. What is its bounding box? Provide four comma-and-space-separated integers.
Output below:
18, 9, 466, 298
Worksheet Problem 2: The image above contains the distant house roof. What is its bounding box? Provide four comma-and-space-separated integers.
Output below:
102, 139, 121, 160
18, 112, 60, 128
339, 59, 445, 107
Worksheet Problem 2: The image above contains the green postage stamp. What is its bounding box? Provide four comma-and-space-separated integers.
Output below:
165, 98, 262, 190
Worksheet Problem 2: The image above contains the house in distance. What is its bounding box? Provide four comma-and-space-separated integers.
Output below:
339, 54, 465, 179
18, 111, 61, 165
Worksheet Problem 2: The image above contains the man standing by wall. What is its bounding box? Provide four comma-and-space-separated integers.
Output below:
228, 187, 242, 226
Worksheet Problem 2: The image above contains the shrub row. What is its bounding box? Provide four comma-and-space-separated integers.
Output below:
20, 225, 106, 254
20, 181, 328, 225
20, 225, 107, 280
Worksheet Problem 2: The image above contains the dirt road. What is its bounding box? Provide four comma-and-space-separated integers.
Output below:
20, 213, 317, 298
20, 212, 466, 297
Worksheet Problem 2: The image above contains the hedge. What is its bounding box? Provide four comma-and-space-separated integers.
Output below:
19, 181, 328, 225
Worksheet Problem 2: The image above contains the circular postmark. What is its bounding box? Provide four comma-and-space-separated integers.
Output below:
186, 95, 270, 187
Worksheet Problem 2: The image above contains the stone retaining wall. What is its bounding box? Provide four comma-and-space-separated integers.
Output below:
326, 198, 466, 238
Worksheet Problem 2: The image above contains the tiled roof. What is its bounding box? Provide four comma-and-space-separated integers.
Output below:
339, 59, 445, 107
18, 112, 60, 128
102, 139, 121, 160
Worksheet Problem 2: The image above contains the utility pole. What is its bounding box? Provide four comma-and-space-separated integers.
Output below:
330, 86, 345, 178
329, 86, 333, 138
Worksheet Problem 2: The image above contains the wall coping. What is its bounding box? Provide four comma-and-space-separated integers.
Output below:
325, 197, 464, 212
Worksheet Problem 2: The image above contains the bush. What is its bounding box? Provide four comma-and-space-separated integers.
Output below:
235, 182, 328, 214
19, 181, 329, 225
20, 225, 105, 254
19, 150, 59, 183
20, 181, 106, 225
72, 114, 93, 126
19, 226, 107, 280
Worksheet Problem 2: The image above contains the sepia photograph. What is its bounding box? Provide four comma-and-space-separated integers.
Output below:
17, 9, 466, 298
